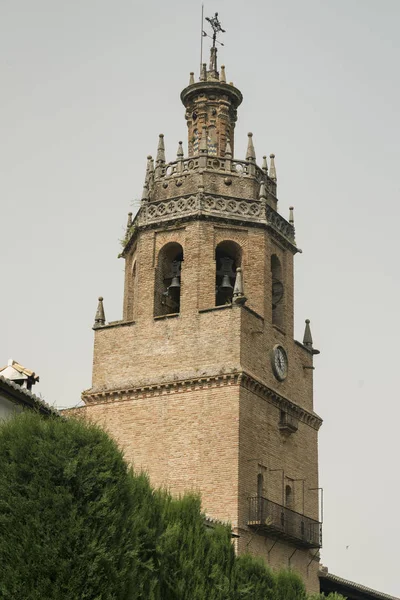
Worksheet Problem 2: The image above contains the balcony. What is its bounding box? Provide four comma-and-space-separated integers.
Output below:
248, 496, 322, 549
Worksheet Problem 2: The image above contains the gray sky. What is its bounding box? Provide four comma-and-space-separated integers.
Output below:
1, 0, 399, 595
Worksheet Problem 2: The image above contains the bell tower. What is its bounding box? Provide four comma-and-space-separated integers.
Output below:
80, 24, 322, 594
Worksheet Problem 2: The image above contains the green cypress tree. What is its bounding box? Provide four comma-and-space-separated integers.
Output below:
231, 553, 276, 600
156, 494, 236, 599
275, 569, 307, 600
0, 412, 145, 600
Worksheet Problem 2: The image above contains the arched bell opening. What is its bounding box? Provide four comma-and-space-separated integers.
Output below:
154, 242, 184, 317
271, 254, 284, 328
215, 241, 242, 306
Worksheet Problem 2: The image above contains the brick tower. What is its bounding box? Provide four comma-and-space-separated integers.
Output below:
80, 38, 323, 593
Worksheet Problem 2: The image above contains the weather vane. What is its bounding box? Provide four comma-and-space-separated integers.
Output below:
204, 12, 226, 48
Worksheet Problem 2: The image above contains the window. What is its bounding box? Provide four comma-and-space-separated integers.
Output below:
257, 473, 264, 498
154, 243, 184, 317
285, 484, 293, 510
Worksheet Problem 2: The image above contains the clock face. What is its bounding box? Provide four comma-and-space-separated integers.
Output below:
271, 345, 288, 381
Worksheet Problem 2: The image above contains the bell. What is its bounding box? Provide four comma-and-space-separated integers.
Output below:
220, 274, 233, 291
169, 275, 180, 289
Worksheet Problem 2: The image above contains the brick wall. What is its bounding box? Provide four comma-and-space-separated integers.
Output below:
79, 192, 321, 594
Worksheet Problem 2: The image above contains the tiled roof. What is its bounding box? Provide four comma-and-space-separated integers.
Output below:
0, 360, 39, 382
319, 571, 399, 600
0, 376, 59, 416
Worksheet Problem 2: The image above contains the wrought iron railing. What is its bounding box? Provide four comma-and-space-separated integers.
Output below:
248, 496, 322, 548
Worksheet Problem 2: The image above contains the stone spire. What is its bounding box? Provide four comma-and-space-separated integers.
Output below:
189, 72, 195, 85
233, 268, 247, 305
269, 153, 277, 181
246, 132, 256, 161
146, 155, 154, 186
94, 297, 106, 328
209, 47, 218, 79
303, 319, 320, 354
141, 180, 149, 202
289, 206, 294, 225
126, 212, 133, 235
262, 155, 268, 175
303, 319, 313, 348
177, 141, 184, 159
156, 134, 166, 164
220, 65, 226, 83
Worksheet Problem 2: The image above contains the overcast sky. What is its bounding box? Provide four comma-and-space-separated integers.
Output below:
1, 0, 399, 596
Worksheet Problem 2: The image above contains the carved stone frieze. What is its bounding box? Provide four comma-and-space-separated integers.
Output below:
138, 193, 295, 245
266, 205, 296, 244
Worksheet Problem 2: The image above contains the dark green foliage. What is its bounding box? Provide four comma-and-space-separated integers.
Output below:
0, 412, 138, 600
275, 570, 307, 600
0, 412, 327, 599
157, 494, 235, 599
309, 594, 347, 600
232, 553, 276, 599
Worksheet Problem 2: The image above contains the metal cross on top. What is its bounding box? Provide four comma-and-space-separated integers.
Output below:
204, 12, 226, 47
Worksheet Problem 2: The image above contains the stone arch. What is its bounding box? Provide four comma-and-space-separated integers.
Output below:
215, 240, 242, 306
154, 242, 184, 317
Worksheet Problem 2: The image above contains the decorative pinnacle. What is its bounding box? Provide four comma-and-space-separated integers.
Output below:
304, 319, 320, 355
289, 206, 294, 224
145, 155, 154, 191
189, 72, 195, 85
220, 65, 226, 83
246, 132, 256, 161
156, 134, 165, 164
259, 182, 267, 200
200, 63, 207, 81
233, 268, 247, 306
269, 153, 277, 181
127, 212, 133, 228
303, 319, 313, 348
141, 179, 149, 201
94, 296, 106, 328
177, 141, 184, 159
209, 47, 218, 78
262, 155, 268, 174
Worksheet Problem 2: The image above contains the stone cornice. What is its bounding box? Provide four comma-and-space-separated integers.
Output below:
180, 81, 243, 107
239, 371, 322, 431
81, 372, 240, 404
121, 193, 298, 256
81, 370, 322, 430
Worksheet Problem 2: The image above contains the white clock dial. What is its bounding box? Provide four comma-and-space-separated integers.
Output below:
271, 345, 288, 381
